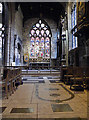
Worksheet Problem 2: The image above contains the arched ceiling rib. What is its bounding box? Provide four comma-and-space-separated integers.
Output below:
16, 2, 66, 23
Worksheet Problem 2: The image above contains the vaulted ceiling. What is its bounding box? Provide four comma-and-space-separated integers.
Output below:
16, 2, 66, 23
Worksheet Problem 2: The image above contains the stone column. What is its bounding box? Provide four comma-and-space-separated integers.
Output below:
4, 3, 10, 66
66, 2, 72, 66
5, 3, 15, 66
9, 3, 15, 66
66, 30, 68, 66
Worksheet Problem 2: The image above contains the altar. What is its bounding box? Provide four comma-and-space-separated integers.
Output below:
29, 58, 50, 69
29, 62, 50, 69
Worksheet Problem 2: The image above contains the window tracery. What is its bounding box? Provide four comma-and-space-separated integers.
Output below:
29, 19, 51, 59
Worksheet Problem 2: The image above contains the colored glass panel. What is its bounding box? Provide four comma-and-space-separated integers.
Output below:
41, 23, 45, 28
33, 27, 37, 30
36, 23, 40, 28
36, 30, 39, 36
0, 3, 2, 13
46, 30, 50, 36
41, 30, 44, 36
44, 27, 47, 30
30, 20, 51, 59
31, 30, 35, 35
41, 37, 44, 47
39, 20, 42, 24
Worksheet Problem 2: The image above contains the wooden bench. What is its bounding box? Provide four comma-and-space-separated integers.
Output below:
60, 66, 67, 81
70, 67, 84, 90
83, 67, 89, 89
2, 68, 21, 99
64, 66, 73, 84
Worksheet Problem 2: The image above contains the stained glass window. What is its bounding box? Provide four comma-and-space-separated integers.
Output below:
29, 19, 51, 59
0, 3, 2, 13
0, 3, 2, 59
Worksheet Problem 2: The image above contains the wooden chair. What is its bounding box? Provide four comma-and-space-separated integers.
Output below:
70, 67, 84, 90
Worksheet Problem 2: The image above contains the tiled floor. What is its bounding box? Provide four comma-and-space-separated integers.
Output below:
1, 75, 88, 120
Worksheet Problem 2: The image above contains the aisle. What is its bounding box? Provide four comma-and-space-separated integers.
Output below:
1, 76, 87, 120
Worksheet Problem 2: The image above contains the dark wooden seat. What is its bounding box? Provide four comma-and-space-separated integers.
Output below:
83, 67, 89, 89
60, 66, 67, 81
70, 67, 84, 90
2, 69, 10, 98
64, 66, 73, 84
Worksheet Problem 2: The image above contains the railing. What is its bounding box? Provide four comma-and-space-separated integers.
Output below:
21, 65, 60, 74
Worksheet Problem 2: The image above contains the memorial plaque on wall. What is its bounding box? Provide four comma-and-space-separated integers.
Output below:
24, 53, 29, 62
77, 2, 86, 25
76, 1, 89, 34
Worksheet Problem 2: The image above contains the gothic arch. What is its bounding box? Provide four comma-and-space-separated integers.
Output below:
29, 19, 52, 60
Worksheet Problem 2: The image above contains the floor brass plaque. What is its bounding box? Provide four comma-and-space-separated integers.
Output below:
51, 104, 73, 112
10, 108, 34, 113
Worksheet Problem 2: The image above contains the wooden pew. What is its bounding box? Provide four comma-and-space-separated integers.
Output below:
2, 68, 21, 99
2, 68, 9, 99
60, 66, 67, 81
83, 67, 89, 89
70, 67, 84, 90
64, 66, 73, 84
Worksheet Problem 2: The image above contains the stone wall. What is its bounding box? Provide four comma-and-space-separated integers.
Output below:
14, 5, 23, 65
4, 3, 23, 66
6, 3, 16, 66
15, 5, 23, 40
78, 36, 89, 67
67, 2, 89, 67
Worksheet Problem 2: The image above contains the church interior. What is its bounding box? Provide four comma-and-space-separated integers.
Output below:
0, 1, 89, 120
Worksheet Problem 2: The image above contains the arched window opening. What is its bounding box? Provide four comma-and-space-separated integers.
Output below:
0, 3, 3, 61
0, 3, 2, 13
29, 19, 52, 61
